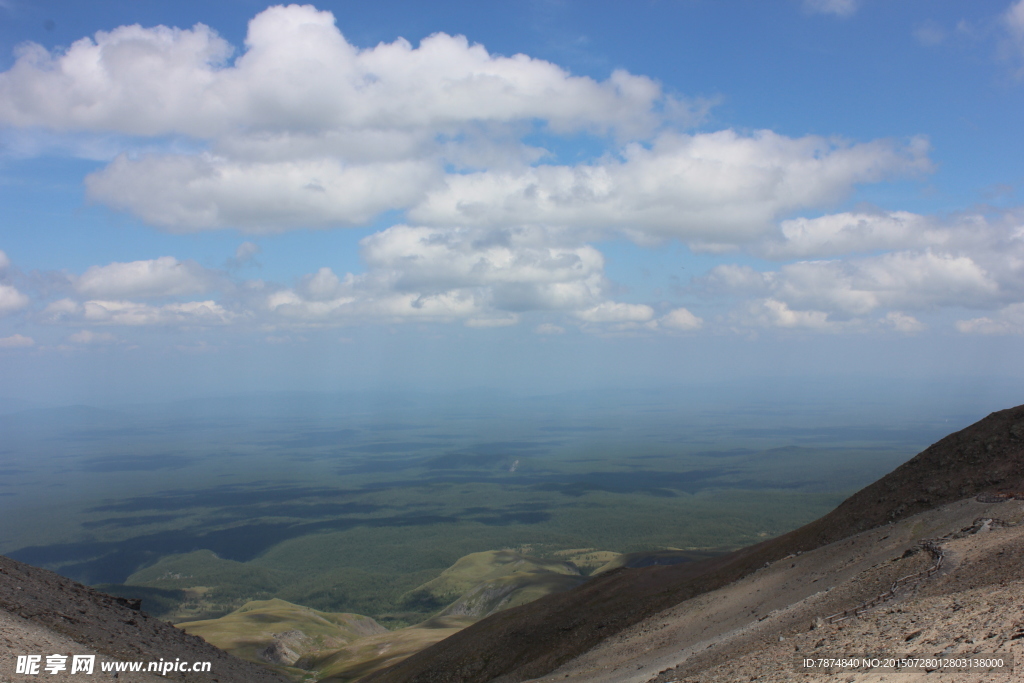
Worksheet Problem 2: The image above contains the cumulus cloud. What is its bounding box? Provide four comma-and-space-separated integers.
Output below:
575, 301, 654, 323
44, 298, 235, 326
0, 6, 933, 239
0, 249, 10, 271
762, 211, 946, 259
361, 225, 606, 310
742, 298, 834, 330
803, 0, 858, 18
0, 6, 665, 138
0, 334, 34, 348
14, 6, 1016, 341
263, 227, 607, 325
266, 286, 480, 322
882, 311, 926, 333
412, 131, 930, 248
0, 283, 29, 315
705, 246, 1010, 330
659, 307, 703, 331
75, 256, 216, 298
709, 251, 1000, 316
957, 303, 1024, 334
86, 155, 438, 232
258, 225, 677, 329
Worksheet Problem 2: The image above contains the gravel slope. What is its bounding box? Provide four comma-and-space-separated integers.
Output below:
0, 554, 289, 683
532, 496, 1024, 683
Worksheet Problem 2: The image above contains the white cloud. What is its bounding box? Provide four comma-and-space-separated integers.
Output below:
803, 0, 858, 18
75, 256, 215, 298
0, 5, 685, 234
0, 333, 33, 348
882, 311, 926, 333
0, 6, 932, 239
957, 303, 1024, 334
708, 250, 1000, 319
85, 154, 439, 232
464, 314, 519, 328
1007, 0, 1024, 42
0, 5, 664, 138
0, 249, 10, 271
0, 283, 29, 315
744, 298, 833, 330
660, 307, 703, 331
535, 323, 565, 334
852, 251, 998, 309
362, 225, 604, 294
298, 267, 352, 301
266, 284, 481, 323
763, 211, 945, 259
770, 260, 879, 315
412, 131, 930, 248
575, 301, 654, 323
358, 225, 611, 316
44, 298, 235, 326
261, 226, 654, 327
700, 264, 768, 293
68, 329, 119, 344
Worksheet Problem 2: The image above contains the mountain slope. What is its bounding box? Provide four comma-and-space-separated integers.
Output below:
364, 404, 1024, 683
547, 495, 1024, 682
0, 554, 288, 683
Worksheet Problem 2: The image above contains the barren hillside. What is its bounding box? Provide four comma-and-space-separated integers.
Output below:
0, 554, 288, 683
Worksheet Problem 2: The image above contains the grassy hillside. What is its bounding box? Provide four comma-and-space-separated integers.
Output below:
400, 550, 582, 614
173, 549, 599, 681
313, 616, 476, 683
178, 598, 387, 680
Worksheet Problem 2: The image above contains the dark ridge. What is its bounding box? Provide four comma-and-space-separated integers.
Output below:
0, 554, 288, 683
363, 404, 1024, 683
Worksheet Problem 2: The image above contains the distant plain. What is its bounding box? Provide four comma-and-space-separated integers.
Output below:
0, 387, 971, 626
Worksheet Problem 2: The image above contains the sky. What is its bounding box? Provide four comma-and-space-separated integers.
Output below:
1, 0, 1024, 408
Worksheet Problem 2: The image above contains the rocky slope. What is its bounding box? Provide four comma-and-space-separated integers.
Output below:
365, 404, 1024, 683
539, 495, 1024, 682
0, 554, 288, 683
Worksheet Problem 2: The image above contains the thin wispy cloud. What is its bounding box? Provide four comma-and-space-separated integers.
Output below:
803, 0, 858, 19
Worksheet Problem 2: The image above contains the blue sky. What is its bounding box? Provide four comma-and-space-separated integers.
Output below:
1, 0, 1024, 407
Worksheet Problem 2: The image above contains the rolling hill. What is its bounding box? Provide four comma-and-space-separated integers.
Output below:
172, 550, 596, 681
